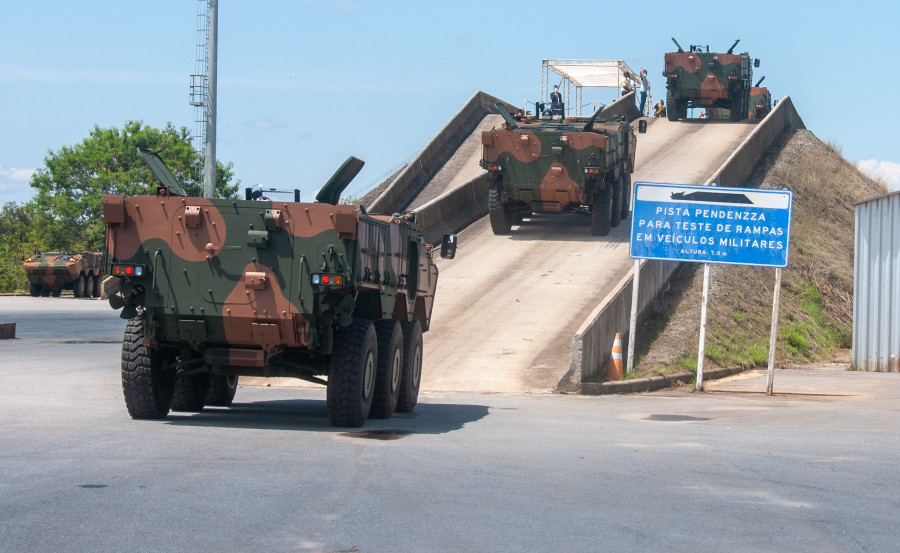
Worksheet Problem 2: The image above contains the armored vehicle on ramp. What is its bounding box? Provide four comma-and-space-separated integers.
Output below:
103, 148, 456, 427
664, 38, 758, 122
749, 76, 772, 119
481, 103, 644, 237
24, 251, 104, 298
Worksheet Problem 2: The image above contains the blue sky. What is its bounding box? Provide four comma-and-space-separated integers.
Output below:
2, 0, 898, 206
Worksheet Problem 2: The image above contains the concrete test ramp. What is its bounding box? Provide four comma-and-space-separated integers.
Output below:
421, 118, 759, 393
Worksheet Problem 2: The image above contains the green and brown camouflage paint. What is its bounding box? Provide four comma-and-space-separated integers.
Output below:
480, 103, 638, 236
104, 161, 439, 378
23, 251, 104, 297
664, 39, 755, 122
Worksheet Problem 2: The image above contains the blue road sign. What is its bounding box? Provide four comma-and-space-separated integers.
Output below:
629, 182, 793, 267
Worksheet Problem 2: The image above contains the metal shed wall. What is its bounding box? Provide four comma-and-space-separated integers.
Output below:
853, 190, 900, 371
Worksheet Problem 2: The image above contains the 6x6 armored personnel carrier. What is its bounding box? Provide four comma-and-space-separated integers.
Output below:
103, 148, 456, 427
664, 38, 759, 122
481, 103, 644, 236
23, 251, 104, 298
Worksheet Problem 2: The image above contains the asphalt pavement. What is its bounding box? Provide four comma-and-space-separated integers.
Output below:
1, 296, 898, 552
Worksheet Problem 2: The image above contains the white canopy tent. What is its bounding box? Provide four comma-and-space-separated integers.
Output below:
542, 59, 638, 116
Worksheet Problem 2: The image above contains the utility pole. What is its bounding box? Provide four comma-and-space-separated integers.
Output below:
203, 0, 218, 198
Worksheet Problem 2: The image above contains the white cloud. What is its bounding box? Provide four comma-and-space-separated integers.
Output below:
857, 159, 900, 192
0, 165, 36, 205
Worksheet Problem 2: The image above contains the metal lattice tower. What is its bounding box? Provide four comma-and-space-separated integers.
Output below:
190, 0, 210, 177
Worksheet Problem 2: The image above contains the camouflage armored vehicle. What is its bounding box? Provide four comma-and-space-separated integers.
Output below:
481, 102, 644, 236
749, 76, 772, 119
23, 251, 104, 298
103, 148, 457, 427
664, 38, 759, 122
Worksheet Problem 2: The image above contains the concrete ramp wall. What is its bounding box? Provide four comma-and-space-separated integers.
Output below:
570, 96, 805, 385
368, 91, 516, 216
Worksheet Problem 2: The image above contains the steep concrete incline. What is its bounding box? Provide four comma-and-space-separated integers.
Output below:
421, 118, 758, 393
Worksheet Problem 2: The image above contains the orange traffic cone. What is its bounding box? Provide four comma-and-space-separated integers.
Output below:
606, 333, 624, 381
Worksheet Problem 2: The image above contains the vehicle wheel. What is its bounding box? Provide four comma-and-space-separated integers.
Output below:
73, 274, 86, 298
121, 316, 176, 419
92, 274, 103, 298
206, 375, 239, 406
488, 188, 512, 235
85, 273, 96, 298
666, 88, 678, 121
620, 174, 632, 221
29, 282, 40, 297
51, 289, 61, 297
610, 176, 622, 228
171, 355, 210, 412
591, 185, 612, 236
370, 319, 403, 419
396, 318, 423, 413
327, 319, 377, 427
40, 287, 50, 297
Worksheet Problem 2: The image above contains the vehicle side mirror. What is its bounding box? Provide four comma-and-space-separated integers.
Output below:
754, 59, 760, 68
773, 99, 778, 106
638, 119, 648, 134
440, 234, 458, 259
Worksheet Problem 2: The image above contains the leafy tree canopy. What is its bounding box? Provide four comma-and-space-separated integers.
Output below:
29, 120, 239, 251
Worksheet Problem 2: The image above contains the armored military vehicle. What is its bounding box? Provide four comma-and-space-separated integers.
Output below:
23, 251, 104, 298
103, 148, 456, 427
749, 76, 772, 119
664, 38, 759, 122
481, 102, 644, 236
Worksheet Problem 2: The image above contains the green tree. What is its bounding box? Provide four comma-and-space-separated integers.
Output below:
0, 202, 44, 292
29, 120, 239, 251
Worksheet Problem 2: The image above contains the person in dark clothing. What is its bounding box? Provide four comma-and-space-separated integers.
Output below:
550, 85, 564, 118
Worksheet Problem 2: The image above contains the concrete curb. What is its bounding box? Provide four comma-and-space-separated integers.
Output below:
581, 367, 744, 395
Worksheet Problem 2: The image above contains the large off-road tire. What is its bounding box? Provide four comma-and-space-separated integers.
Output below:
610, 176, 623, 228
369, 319, 403, 419
84, 273, 96, 299
591, 185, 612, 237
620, 173, 632, 221
666, 88, 678, 121
396, 318, 423, 413
327, 319, 378, 427
121, 317, 176, 419
206, 375, 239, 406
92, 274, 103, 298
73, 274, 86, 298
29, 282, 40, 297
488, 188, 512, 235
171, 356, 210, 413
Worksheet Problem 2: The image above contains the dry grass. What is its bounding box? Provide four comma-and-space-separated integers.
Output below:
629, 129, 885, 379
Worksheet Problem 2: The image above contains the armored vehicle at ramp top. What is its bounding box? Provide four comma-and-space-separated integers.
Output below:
103, 148, 457, 427
481, 103, 644, 236
23, 251, 104, 298
664, 38, 758, 122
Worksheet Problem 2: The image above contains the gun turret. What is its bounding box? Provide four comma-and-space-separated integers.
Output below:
726, 39, 741, 55
494, 102, 518, 130
671, 37, 684, 53
754, 76, 766, 88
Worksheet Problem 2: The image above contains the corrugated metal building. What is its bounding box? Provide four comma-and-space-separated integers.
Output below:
853, 190, 900, 372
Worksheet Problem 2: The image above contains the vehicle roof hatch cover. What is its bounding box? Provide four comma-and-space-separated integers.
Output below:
315, 156, 365, 205
137, 147, 187, 197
